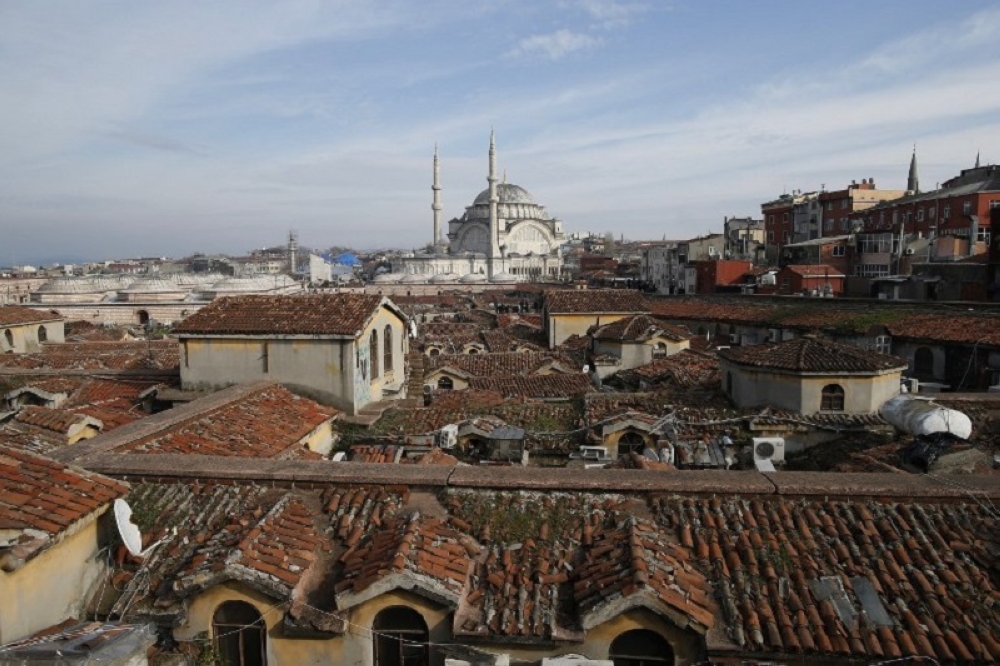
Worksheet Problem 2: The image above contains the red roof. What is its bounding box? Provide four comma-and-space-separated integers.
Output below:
0, 305, 62, 326
173, 294, 391, 337
545, 289, 649, 314
781, 264, 846, 278
591, 314, 691, 342
719, 337, 908, 373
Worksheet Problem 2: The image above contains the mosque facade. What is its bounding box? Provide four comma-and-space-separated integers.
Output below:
383, 133, 567, 285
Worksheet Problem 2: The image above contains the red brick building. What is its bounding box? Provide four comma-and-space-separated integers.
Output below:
819, 179, 906, 237
854, 163, 1000, 244
689, 260, 752, 294
775, 264, 846, 296
761, 194, 795, 249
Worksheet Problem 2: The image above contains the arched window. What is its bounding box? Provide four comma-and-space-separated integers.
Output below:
652, 342, 667, 359
370, 329, 379, 380
213, 601, 266, 666
37, 325, 48, 343
914, 347, 934, 378
617, 431, 646, 457
467, 348, 479, 355
609, 629, 673, 666
820, 384, 845, 412
427, 348, 440, 357
4, 329, 13, 348
373, 606, 428, 666
137, 310, 150, 326
384, 325, 393, 375
437, 376, 454, 390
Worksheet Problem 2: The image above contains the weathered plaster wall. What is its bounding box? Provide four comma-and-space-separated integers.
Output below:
0, 515, 105, 644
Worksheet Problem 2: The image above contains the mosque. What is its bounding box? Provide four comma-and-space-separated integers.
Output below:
380, 133, 567, 285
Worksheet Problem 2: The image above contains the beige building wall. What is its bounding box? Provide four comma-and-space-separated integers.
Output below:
0, 320, 65, 354
548, 313, 631, 348
593, 337, 690, 371
0, 513, 106, 644
360, 307, 409, 405
722, 361, 902, 414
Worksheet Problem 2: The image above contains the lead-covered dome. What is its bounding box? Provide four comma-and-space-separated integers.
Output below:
473, 183, 536, 205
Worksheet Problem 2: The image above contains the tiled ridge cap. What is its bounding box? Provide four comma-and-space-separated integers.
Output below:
50, 380, 278, 463
73, 454, 1000, 500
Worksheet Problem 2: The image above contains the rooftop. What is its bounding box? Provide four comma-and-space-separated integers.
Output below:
719, 337, 909, 374
545, 289, 649, 314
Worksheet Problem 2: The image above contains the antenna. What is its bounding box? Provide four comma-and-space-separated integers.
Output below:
113, 498, 174, 559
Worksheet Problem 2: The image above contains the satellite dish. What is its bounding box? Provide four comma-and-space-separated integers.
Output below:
332, 451, 347, 462
113, 498, 143, 557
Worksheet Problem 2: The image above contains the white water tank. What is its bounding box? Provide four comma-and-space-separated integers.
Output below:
879, 395, 972, 440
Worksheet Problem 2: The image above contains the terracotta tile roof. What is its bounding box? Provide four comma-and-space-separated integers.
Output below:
497, 313, 543, 329
426, 389, 507, 412
575, 518, 714, 632
63, 378, 161, 409
782, 264, 846, 278
719, 337, 908, 373
0, 444, 126, 565
7, 377, 84, 397
336, 513, 473, 607
468, 373, 593, 399
0, 305, 62, 326
655, 495, 1000, 661
13, 405, 101, 435
420, 322, 483, 349
887, 312, 1000, 347
480, 329, 544, 353
592, 315, 691, 342
116, 384, 336, 458
413, 447, 460, 466
427, 351, 577, 377
172, 294, 389, 337
0, 341, 178, 371
545, 289, 649, 314
615, 350, 720, 389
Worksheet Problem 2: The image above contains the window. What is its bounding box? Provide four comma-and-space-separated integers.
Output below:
929, 206, 936, 219
840, 218, 849, 231
3, 329, 12, 348
892, 211, 898, 224
841, 199, 848, 209
832, 245, 846, 257
783, 212, 789, 222
609, 629, 674, 666
943, 204, 951, 218
963, 200, 972, 215
37, 325, 47, 343
370, 330, 379, 380
427, 348, 440, 357
820, 384, 845, 412
652, 342, 667, 359
990, 199, 1000, 210
437, 376, 454, 390
767, 231, 774, 242
137, 310, 150, 326
873, 335, 891, 354
373, 606, 428, 666
977, 227, 991, 244
213, 601, 266, 666
384, 325, 393, 375
914, 347, 934, 378
917, 208, 924, 222
767, 214, 774, 224
617, 431, 647, 457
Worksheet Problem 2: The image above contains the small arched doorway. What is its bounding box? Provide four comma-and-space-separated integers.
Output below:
373, 606, 429, 666
212, 600, 266, 666
609, 629, 674, 666
137, 310, 150, 326
914, 346, 934, 378
37, 325, 48, 343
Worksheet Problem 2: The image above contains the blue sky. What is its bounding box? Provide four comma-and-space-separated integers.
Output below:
2, 0, 999, 264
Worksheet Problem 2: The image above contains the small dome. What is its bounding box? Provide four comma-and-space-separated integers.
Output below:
429, 273, 460, 284
490, 272, 517, 284
372, 273, 403, 284
459, 273, 488, 284
120, 276, 181, 293
473, 183, 535, 205
399, 273, 427, 284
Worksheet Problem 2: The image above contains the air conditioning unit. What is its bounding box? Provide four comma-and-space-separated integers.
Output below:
753, 437, 785, 464
437, 424, 458, 449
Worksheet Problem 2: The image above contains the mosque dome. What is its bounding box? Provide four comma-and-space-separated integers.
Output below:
472, 183, 536, 206
429, 273, 460, 284
120, 276, 180, 293
489, 272, 517, 284
372, 273, 403, 284
459, 273, 488, 284
399, 273, 427, 284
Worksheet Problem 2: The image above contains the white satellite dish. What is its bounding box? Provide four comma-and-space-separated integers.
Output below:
113, 498, 175, 559
113, 498, 144, 557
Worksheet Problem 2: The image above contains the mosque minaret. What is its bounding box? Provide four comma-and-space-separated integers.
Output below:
380, 132, 568, 285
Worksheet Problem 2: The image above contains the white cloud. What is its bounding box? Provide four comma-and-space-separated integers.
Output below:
562, 0, 649, 29
508, 29, 602, 60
